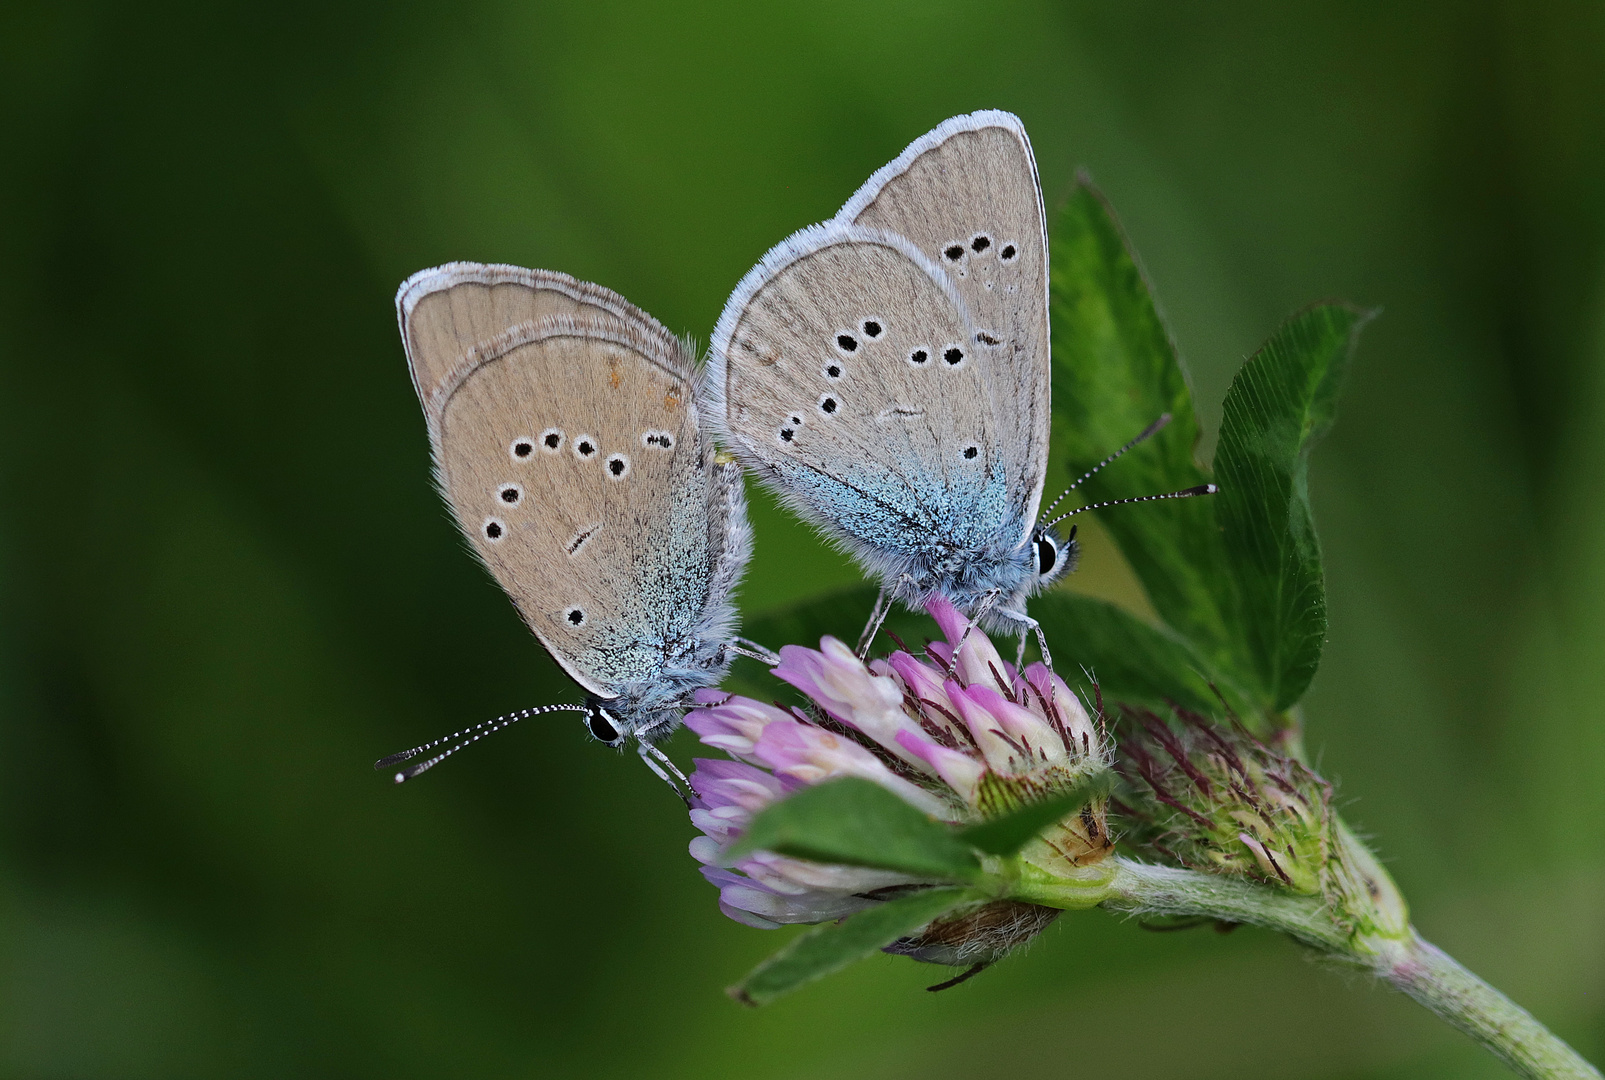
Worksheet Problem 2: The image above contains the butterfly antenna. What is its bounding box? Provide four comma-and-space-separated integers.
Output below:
1040, 413, 1173, 521
1045, 484, 1218, 529
375, 704, 588, 783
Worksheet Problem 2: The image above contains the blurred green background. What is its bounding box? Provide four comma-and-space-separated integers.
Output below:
3, 1, 1603, 1077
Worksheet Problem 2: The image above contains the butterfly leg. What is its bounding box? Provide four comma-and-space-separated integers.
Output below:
731, 637, 781, 666
857, 587, 892, 658
951, 589, 1005, 667
636, 738, 697, 805
992, 606, 1054, 673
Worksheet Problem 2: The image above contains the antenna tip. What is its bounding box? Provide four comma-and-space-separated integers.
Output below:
392, 772, 408, 784
1203, 483, 1219, 494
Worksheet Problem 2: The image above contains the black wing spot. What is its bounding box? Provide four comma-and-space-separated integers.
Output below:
999, 243, 1018, 261
971, 234, 992, 253
498, 483, 522, 504
975, 331, 1001, 346
962, 445, 979, 460
538, 428, 564, 453
824, 364, 843, 379
861, 319, 882, 338
836, 333, 858, 353
564, 606, 586, 627
512, 438, 535, 459
818, 394, 839, 416
908, 347, 930, 366
483, 518, 505, 542
779, 427, 795, 443
943, 243, 965, 261
606, 453, 631, 479
575, 435, 598, 458
943, 346, 965, 366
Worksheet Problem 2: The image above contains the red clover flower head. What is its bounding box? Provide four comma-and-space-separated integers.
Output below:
685, 596, 1113, 931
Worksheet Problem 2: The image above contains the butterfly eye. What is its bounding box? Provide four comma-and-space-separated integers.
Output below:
1034, 535, 1058, 576
585, 707, 624, 746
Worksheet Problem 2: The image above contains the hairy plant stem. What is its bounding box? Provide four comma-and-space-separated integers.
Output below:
1103, 858, 1601, 1080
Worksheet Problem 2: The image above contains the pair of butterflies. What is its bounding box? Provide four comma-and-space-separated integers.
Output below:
382, 110, 1210, 786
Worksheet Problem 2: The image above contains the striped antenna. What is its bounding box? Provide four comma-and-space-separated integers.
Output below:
1039, 413, 1172, 522
375, 704, 589, 783
1045, 484, 1217, 529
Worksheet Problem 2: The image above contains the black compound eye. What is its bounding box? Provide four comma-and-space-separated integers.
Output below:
1034, 536, 1058, 576
586, 708, 622, 744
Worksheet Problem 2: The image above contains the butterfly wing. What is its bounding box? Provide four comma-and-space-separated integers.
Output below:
400, 264, 747, 704
835, 111, 1051, 540
710, 224, 1023, 577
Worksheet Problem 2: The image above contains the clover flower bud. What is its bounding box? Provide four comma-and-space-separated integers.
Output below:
1112, 706, 1333, 894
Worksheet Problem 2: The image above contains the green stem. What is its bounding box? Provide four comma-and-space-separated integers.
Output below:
1102, 858, 1600, 1080
1102, 857, 1349, 950
1377, 931, 1601, 1080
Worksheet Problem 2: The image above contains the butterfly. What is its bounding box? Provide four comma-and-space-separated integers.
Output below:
380, 263, 756, 789
708, 110, 1211, 665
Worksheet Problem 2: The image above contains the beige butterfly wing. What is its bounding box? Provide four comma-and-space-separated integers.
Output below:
834, 110, 1051, 541
400, 264, 744, 700
710, 222, 1020, 560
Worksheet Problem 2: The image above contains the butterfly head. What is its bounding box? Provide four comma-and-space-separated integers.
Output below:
584, 704, 628, 748
1029, 522, 1079, 591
